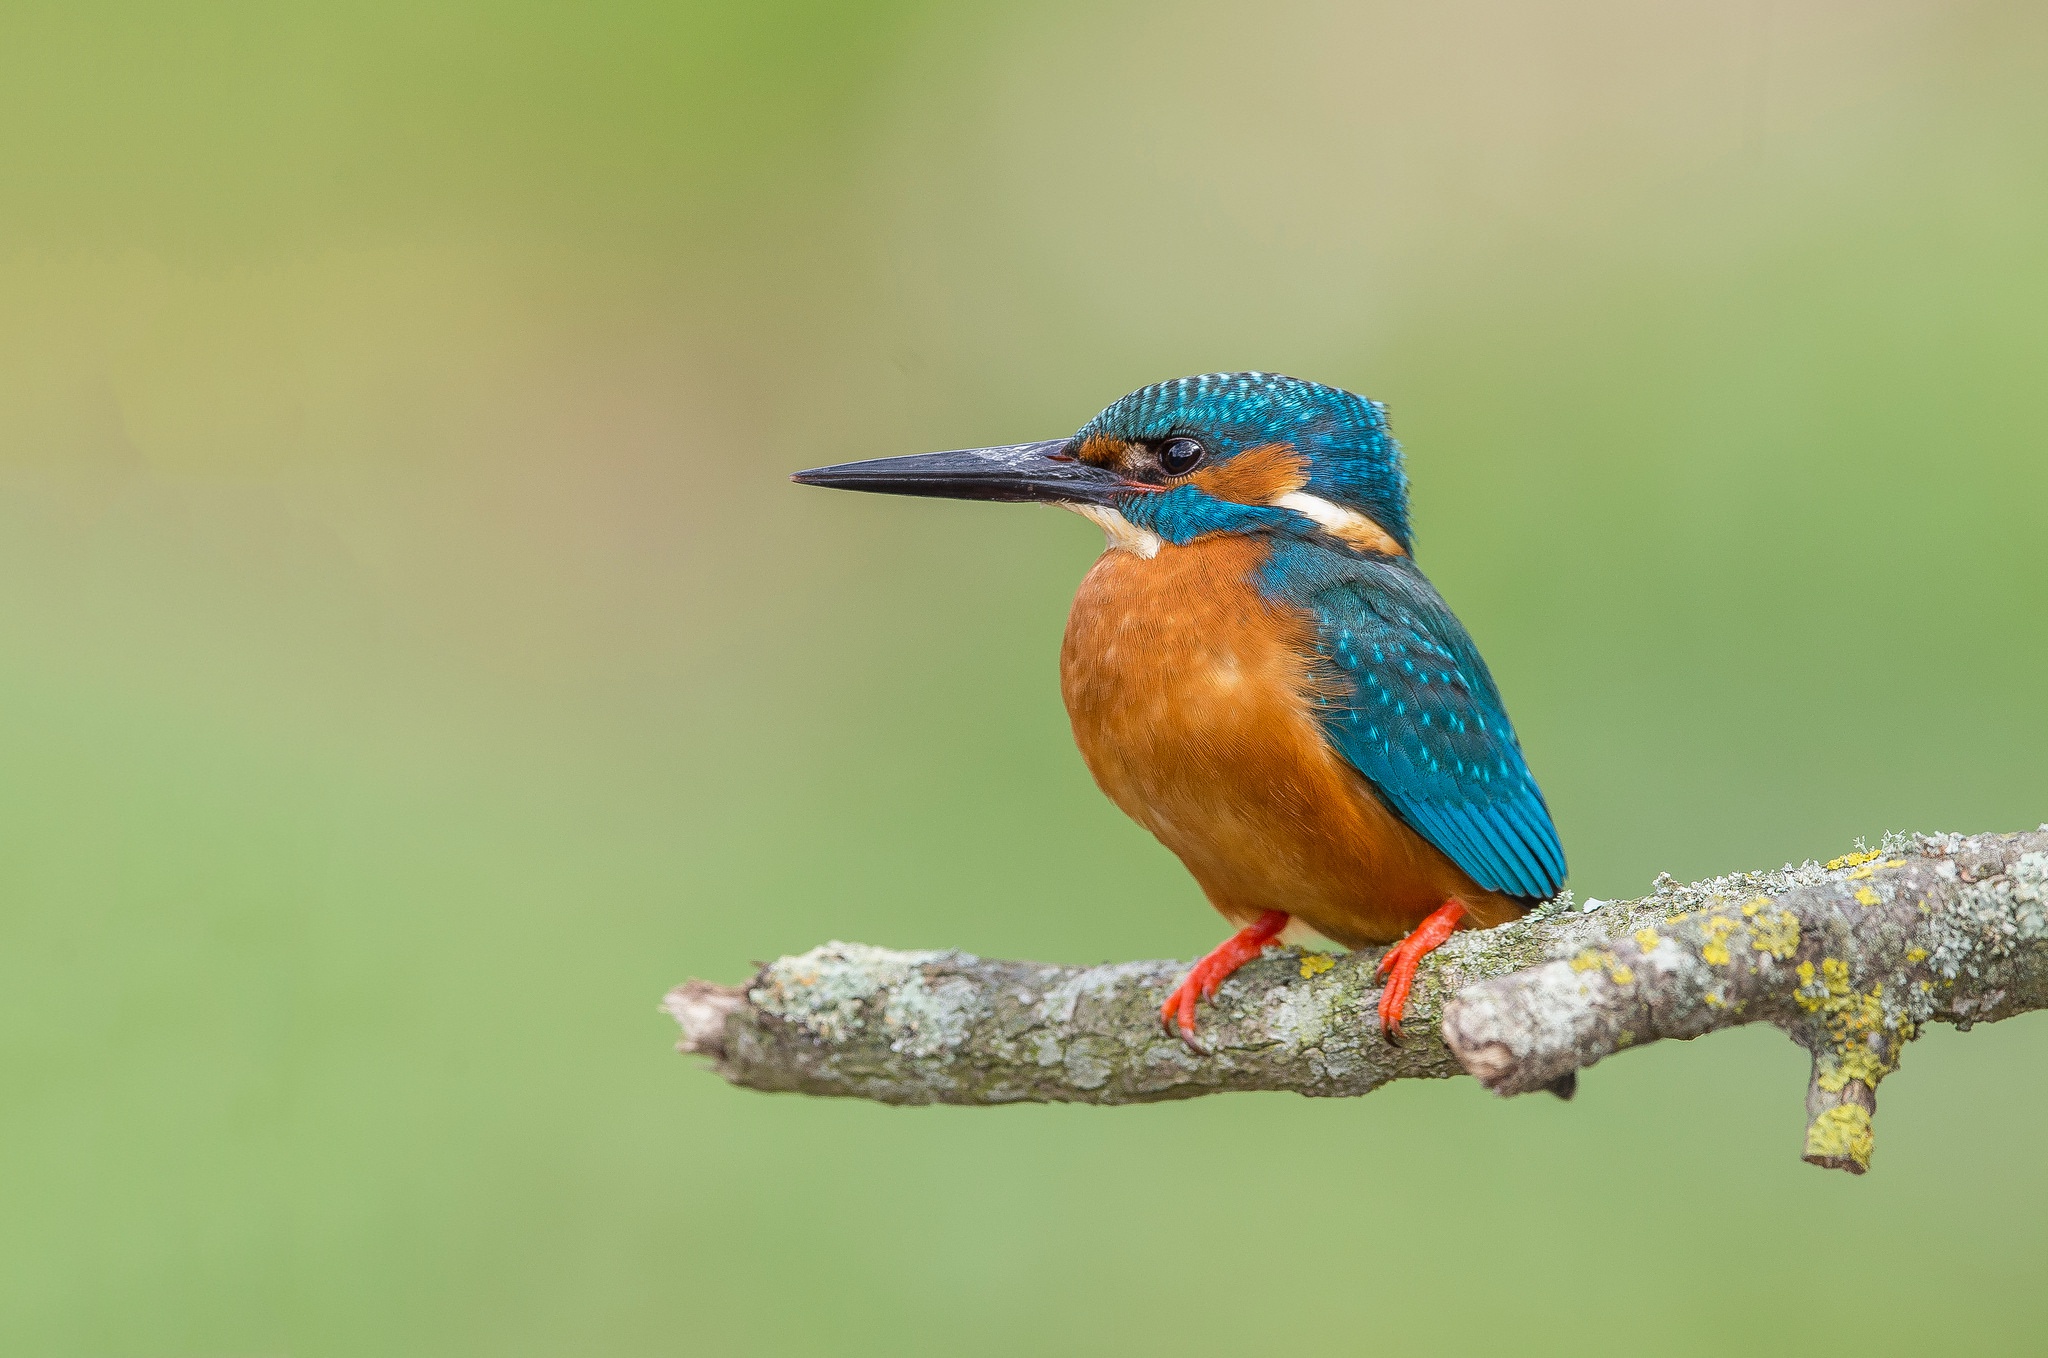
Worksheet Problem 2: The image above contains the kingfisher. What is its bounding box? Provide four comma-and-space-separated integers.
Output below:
793, 373, 1566, 1048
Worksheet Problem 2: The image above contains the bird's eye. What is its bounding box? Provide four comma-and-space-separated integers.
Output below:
1159, 438, 1205, 476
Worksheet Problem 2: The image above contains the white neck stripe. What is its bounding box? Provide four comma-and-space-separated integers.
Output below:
1272, 492, 1362, 532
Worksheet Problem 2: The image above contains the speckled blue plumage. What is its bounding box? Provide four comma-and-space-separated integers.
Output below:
1089, 372, 1565, 902
1261, 540, 1566, 901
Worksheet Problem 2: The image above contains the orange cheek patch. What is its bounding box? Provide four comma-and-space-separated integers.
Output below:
1188, 443, 1310, 504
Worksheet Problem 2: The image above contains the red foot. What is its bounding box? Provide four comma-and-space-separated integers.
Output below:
1375, 899, 1467, 1044
1162, 911, 1289, 1052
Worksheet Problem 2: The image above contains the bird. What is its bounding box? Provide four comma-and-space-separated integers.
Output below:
791, 372, 1566, 1052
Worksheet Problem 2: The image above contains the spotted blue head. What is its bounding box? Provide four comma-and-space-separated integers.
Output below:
793, 372, 1413, 557
1074, 372, 1409, 550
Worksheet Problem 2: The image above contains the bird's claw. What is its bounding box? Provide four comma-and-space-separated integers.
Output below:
1159, 910, 1290, 1056
1373, 899, 1467, 1046
1159, 982, 1211, 1055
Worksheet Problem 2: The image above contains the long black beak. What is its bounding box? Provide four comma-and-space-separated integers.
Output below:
791, 440, 1127, 506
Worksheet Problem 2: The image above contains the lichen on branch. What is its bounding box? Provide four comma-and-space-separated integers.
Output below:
667, 828, 2048, 1173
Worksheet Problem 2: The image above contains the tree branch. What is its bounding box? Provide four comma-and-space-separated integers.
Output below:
666, 828, 2048, 1172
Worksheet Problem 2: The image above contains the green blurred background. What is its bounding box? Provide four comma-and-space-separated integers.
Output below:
2, 2, 2045, 1353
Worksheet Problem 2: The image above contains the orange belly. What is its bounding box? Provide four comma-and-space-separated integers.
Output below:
1058, 534, 1525, 946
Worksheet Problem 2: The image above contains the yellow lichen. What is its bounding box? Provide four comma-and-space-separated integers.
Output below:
1793, 958, 1829, 1012
1855, 886, 1881, 907
1845, 864, 1876, 881
1698, 914, 1738, 967
1837, 988, 1882, 1038
1816, 1042, 1889, 1092
1750, 910, 1800, 960
1821, 957, 1851, 995
1635, 927, 1661, 954
1741, 896, 1769, 917
1904, 946, 1928, 964
1795, 957, 1909, 1096
1569, 948, 1636, 985
1298, 952, 1334, 979
1704, 990, 1725, 1008
1826, 850, 1881, 871
1805, 1104, 1874, 1169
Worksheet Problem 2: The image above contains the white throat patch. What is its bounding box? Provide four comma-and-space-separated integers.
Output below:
1063, 502, 1163, 559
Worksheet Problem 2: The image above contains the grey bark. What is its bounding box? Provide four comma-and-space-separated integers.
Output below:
667, 828, 2048, 1173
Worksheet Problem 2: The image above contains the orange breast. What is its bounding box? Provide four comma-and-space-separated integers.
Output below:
1058, 535, 1524, 946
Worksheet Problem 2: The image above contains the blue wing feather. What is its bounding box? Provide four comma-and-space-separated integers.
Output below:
1263, 543, 1566, 902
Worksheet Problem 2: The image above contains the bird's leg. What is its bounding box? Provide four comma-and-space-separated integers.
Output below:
1162, 910, 1290, 1052
1374, 899, 1467, 1044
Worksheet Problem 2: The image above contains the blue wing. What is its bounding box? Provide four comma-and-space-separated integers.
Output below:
1272, 548, 1566, 901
